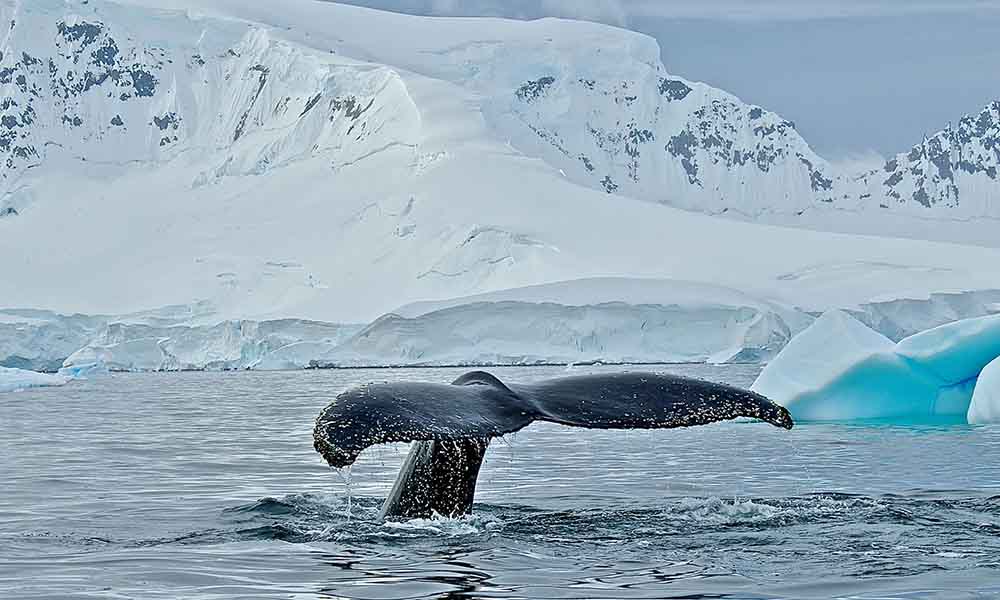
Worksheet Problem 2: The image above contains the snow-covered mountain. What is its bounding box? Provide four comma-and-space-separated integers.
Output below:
0, 0, 418, 215
855, 101, 1000, 216
493, 53, 1000, 242
1, 0, 997, 231
493, 67, 838, 216
0, 0, 998, 371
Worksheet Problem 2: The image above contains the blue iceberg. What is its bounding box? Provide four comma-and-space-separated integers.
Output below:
753, 312, 1000, 423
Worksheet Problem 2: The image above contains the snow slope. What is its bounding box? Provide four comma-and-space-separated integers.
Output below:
855, 101, 1000, 218
177, 0, 1000, 242
0, 0, 998, 362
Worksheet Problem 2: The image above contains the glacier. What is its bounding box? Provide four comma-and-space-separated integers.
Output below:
753, 312, 1000, 423
0, 309, 108, 372
1, 0, 999, 328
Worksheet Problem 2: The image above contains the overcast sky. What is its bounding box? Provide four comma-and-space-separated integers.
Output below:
329, 0, 1000, 165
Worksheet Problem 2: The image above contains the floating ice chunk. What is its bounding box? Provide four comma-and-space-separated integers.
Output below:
969, 356, 1000, 424
0, 366, 68, 393
751, 311, 997, 422
58, 361, 108, 379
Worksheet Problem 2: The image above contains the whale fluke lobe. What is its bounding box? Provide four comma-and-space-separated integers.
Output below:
313, 371, 793, 518
515, 372, 794, 431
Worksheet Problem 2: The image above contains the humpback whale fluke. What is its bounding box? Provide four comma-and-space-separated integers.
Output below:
313, 371, 793, 519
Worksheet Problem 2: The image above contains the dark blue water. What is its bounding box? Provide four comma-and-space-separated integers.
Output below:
3, 365, 1000, 599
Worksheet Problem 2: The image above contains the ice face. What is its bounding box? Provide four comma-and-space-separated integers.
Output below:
751, 310, 898, 420
895, 314, 1000, 384
968, 356, 1000, 424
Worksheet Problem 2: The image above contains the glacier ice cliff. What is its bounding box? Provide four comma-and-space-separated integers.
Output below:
322, 278, 810, 366
61, 317, 361, 372
5, 283, 1000, 373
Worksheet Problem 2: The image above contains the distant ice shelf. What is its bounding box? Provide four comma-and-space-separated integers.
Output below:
0, 281, 990, 374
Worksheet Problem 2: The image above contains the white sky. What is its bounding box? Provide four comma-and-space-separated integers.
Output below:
329, 0, 1000, 163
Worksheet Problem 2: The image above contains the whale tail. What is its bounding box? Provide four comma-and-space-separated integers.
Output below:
313, 370, 792, 519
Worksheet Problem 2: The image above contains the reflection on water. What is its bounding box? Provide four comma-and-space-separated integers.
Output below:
3, 365, 1000, 599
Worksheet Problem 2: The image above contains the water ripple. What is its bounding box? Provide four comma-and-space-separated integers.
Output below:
4, 366, 1000, 599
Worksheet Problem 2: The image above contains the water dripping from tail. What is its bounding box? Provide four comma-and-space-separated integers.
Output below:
785, 422, 818, 496
334, 465, 353, 522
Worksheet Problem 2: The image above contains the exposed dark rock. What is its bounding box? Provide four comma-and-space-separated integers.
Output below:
153, 112, 180, 131
658, 78, 691, 101
331, 96, 374, 120
300, 93, 322, 117
516, 76, 555, 103
57, 21, 103, 47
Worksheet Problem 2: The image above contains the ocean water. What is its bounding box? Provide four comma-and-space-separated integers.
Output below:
3, 365, 1000, 599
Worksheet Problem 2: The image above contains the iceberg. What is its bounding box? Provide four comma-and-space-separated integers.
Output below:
753, 312, 1000, 423
895, 314, 1000, 384
968, 357, 1000, 424
0, 366, 68, 393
